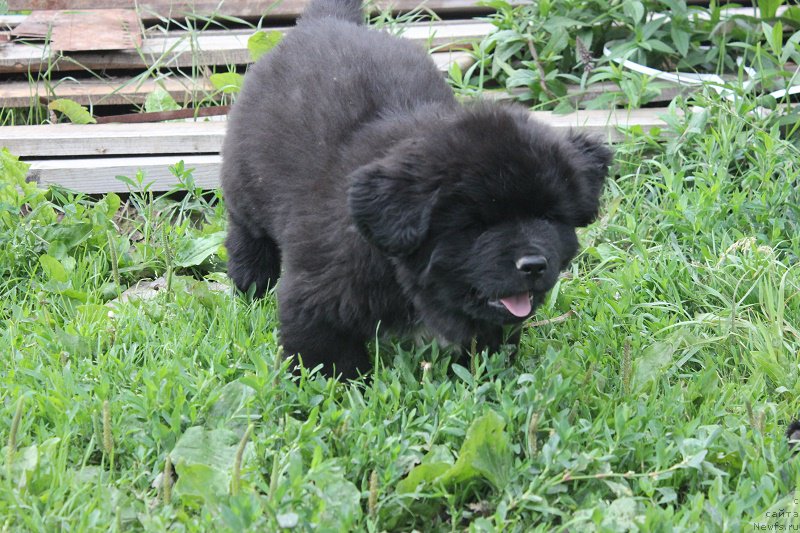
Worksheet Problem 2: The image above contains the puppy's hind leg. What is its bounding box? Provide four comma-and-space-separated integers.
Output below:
226, 219, 281, 298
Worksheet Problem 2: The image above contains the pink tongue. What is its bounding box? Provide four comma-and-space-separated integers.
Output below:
500, 293, 531, 317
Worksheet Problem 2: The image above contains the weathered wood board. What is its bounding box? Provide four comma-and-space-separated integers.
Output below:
8, 108, 673, 193
0, 20, 490, 74
0, 50, 474, 110
1, 76, 213, 108
10, 9, 143, 51
26, 155, 222, 193
4, 121, 225, 157
9, 0, 516, 20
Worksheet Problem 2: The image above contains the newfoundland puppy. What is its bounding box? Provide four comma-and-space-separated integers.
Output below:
221, 0, 613, 378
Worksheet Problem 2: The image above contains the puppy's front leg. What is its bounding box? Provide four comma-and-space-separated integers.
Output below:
474, 325, 521, 354
277, 278, 370, 379
280, 319, 370, 379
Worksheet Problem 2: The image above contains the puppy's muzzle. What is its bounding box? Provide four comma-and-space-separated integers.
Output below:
515, 255, 548, 276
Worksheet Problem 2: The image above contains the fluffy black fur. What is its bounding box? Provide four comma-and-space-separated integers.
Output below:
221, 0, 613, 378
788, 420, 800, 452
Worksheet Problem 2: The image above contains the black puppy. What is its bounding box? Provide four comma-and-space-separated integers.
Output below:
221, 0, 613, 378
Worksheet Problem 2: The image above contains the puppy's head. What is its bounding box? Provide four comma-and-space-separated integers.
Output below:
349, 104, 613, 327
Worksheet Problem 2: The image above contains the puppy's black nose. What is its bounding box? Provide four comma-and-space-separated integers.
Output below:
516, 255, 548, 275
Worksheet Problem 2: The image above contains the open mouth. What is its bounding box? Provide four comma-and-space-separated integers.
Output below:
488, 292, 532, 317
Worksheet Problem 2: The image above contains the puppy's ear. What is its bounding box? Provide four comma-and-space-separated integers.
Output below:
348, 154, 439, 256
568, 130, 614, 226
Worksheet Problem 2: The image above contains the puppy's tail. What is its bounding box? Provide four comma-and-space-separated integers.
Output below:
301, 0, 365, 25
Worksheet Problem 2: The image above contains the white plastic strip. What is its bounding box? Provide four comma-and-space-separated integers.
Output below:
603, 46, 800, 117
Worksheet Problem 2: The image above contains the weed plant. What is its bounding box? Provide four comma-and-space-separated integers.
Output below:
456, 0, 800, 110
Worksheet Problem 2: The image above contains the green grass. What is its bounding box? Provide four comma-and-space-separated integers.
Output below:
3, 2, 800, 531
2, 90, 800, 531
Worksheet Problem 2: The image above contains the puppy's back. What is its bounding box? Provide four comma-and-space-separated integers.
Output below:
301, 0, 364, 24
222, 0, 455, 238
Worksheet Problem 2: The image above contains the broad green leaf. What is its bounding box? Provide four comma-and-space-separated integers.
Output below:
10, 444, 39, 477
772, 21, 784, 56
632, 341, 676, 392
600, 497, 642, 532
76, 304, 111, 327
39, 254, 68, 282
205, 380, 257, 433
55, 326, 92, 356
248, 30, 283, 62
759, 0, 783, 19
646, 39, 676, 54
760, 20, 784, 56
783, 6, 800, 24
671, 27, 690, 57
685, 107, 709, 134
41, 222, 93, 251
314, 476, 362, 527
9, 438, 61, 490
505, 68, 538, 89
623, 1, 645, 24
448, 59, 463, 85
60, 288, 89, 302
93, 192, 121, 220
210, 73, 244, 94
174, 463, 230, 499
0, 148, 30, 186
397, 446, 456, 494
441, 410, 512, 489
780, 30, 800, 63
683, 449, 708, 470
48, 99, 96, 124
175, 231, 226, 268
171, 426, 253, 501
398, 410, 513, 493
451, 363, 474, 386
397, 462, 452, 494
144, 87, 181, 112
217, 243, 229, 262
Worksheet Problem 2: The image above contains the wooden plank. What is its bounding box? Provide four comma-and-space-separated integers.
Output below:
10, 9, 143, 52
8, 108, 671, 158
0, 20, 489, 73
27, 155, 221, 194
18, 108, 671, 192
9, 0, 513, 19
0, 15, 27, 30
2, 2, 780, 30
0, 77, 212, 108
4, 121, 225, 157
0, 50, 471, 109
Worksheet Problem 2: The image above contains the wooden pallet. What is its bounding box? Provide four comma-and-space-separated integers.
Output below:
8, 0, 509, 21
0, 19, 486, 111
9, 109, 672, 193
0, 19, 490, 75
0, 49, 474, 110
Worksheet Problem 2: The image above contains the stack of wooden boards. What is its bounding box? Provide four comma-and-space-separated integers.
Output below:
1, 0, 671, 193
